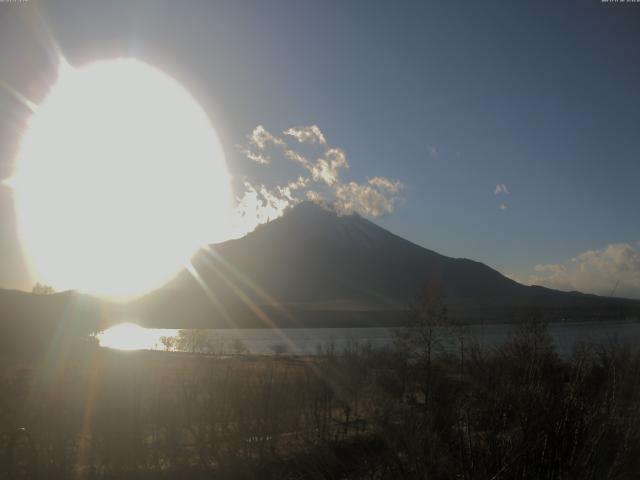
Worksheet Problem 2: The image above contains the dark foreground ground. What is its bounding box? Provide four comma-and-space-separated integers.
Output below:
2, 317, 640, 479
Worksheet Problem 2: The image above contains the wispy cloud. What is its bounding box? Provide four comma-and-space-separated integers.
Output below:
280, 147, 348, 186
284, 125, 327, 145
334, 178, 403, 217
239, 150, 271, 165
494, 183, 509, 195
494, 184, 510, 211
236, 125, 287, 165
368, 176, 403, 194
509, 242, 640, 299
234, 124, 403, 236
231, 182, 293, 237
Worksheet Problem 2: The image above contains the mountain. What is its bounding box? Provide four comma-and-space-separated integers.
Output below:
0, 288, 113, 355
130, 202, 640, 328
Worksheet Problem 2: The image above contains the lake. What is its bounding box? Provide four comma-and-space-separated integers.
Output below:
97, 320, 640, 356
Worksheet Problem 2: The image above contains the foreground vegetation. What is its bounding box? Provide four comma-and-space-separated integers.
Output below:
2, 302, 640, 479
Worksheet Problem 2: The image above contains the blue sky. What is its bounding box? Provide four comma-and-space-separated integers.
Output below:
1, 0, 639, 296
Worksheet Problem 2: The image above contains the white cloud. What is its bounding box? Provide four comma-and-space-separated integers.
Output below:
234, 124, 404, 236
305, 190, 325, 203
284, 148, 312, 169
310, 148, 347, 186
237, 148, 271, 165
284, 125, 327, 145
333, 177, 404, 217
494, 183, 509, 195
283, 147, 348, 186
249, 125, 285, 150
368, 176, 403, 194
511, 242, 640, 299
231, 182, 292, 238
275, 176, 311, 201
237, 125, 287, 165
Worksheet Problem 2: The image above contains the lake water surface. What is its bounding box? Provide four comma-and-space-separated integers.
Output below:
97, 321, 640, 356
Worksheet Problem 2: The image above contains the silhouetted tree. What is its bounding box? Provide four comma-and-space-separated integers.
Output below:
396, 283, 448, 408
270, 343, 288, 355
231, 338, 249, 354
31, 282, 55, 295
159, 336, 176, 352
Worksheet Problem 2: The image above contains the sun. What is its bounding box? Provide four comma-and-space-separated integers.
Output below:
11, 59, 232, 299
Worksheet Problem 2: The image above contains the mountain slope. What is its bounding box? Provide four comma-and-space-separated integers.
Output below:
0, 288, 113, 355
3, 201, 638, 347
131, 202, 640, 327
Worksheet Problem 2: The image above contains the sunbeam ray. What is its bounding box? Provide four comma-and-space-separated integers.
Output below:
202, 245, 298, 325
0, 79, 38, 113
185, 260, 235, 328
196, 251, 299, 353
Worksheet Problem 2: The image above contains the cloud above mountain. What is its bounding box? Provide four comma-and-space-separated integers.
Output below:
510, 242, 640, 299
284, 125, 327, 145
494, 184, 510, 211
494, 183, 509, 195
232, 124, 403, 237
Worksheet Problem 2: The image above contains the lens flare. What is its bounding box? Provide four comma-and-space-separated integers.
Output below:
11, 59, 232, 298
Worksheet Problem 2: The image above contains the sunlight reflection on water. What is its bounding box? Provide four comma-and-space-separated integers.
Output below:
97, 323, 178, 351
96, 321, 640, 356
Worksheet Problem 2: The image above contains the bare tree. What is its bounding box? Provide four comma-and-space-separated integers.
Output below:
395, 283, 448, 408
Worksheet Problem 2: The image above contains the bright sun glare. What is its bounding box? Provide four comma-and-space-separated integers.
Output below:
11, 59, 232, 299
97, 323, 177, 351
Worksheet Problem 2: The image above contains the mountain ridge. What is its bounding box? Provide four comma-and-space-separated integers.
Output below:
130, 201, 640, 327
1, 201, 639, 332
